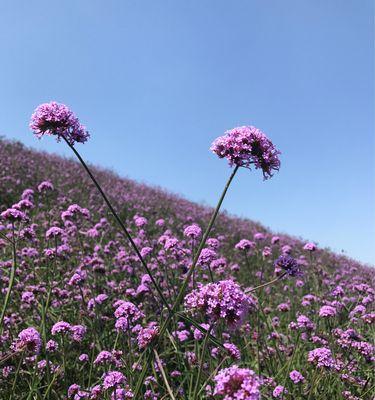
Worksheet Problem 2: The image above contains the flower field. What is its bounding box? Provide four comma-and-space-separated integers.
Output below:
0, 104, 373, 399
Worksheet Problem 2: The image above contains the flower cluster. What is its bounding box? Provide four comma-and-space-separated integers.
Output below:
184, 280, 255, 328
211, 126, 280, 179
213, 365, 261, 399
274, 255, 301, 277
30, 101, 89, 145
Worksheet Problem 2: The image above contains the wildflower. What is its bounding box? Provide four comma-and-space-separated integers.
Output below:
1, 208, 28, 222
46, 340, 59, 352
102, 371, 126, 390
303, 242, 317, 251
235, 239, 255, 251
185, 280, 255, 329
71, 325, 86, 342
183, 224, 202, 239
197, 248, 217, 265
95, 351, 114, 365
45, 226, 64, 239
296, 315, 315, 331
289, 370, 305, 384
13, 327, 41, 354
274, 255, 301, 277
134, 216, 147, 227
308, 347, 335, 368
51, 321, 72, 335
137, 326, 159, 349
30, 101, 89, 145
210, 125, 280, 179
319, 305, 337, 318
272, 385, 287, 398
213, 365, 261, 399
223, 343, 241, 360
114, 301, 144, 324
37, 180, 54, 192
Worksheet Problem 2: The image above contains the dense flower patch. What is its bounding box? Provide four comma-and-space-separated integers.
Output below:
0, 110, 373, 399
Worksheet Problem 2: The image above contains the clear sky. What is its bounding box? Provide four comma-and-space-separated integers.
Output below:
0, 1, 374, 264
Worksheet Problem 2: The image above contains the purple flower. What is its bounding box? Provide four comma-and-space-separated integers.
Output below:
308, 347, 335, 369
223, 343, 241, 360
95, 351, 114, 365
1, 208, 28, 222
274, 255, 301, 277
213, 365, 261, 399
102, 371, 126, 390
235, 239, 255, 251
37, 180, 54, 192
114, 301, 144, 324
272, 385, 288, 398
319, 305, 337, 318
51, 321, 72, 335
211, 125, 280, 179
71, 325, 86, 342
45, 226, 64, 239
184, 224, 202, 239
289, 370, 305, 384
13, 327, 41, 354
137, 326, 159, 349
30, 101, 89, 145
185, 280, 255, 329
303, 242, 317, 251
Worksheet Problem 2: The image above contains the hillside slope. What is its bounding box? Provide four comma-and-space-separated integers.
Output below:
0, 138, 373, 399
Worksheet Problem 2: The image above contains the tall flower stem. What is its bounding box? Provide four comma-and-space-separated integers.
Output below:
245, 272, 287, 293
169, 165, 239, 314
61, 136, 170, 311
133, 166, 239, 398
193, 324, 213, 399
0, 224, 16, 334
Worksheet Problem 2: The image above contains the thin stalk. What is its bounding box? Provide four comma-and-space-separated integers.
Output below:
245, 272, 287, 293
61, 136, 170, 311
154, 349, 176, 400
133, 166, 239, 398
193, 324, 213, 399
10, 351, 24, 399
0, 225, 17, 333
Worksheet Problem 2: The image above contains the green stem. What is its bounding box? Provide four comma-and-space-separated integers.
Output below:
0, 225, 16, 334
193, 324, 213, 399
62, 136, 170, 311
133, 166, 238, 398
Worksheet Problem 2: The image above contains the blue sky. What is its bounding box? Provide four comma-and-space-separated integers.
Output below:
0, 1, 374, 264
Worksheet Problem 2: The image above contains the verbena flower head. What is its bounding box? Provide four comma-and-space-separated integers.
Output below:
137, 325, 159, 349
213, 365, 261, 399
13, 327, 42, 354
210, 126, 280, 179
308, 347, 335, 369
289, 370, 305, 384
184, 280, 256, 329
30, 101, 89, 145
274, 255, 301, 277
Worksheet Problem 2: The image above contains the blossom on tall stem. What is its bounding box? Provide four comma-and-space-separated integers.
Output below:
210, 125, 280, 179
184, 280, 256, 329
274, 255, 301, 277
30, 101, 89, 145
213, 365, 261, 399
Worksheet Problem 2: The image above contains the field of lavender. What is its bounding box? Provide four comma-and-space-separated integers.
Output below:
0, 103, 374, 399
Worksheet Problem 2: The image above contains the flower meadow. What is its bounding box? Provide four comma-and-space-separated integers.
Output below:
0, 103, 374, 399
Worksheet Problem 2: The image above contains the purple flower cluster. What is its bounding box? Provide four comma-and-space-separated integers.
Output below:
30, 101, 89, 145
13, 327, 41, 354
185, 280, 255, 328
274, 255, 301, 277
213, 365, 261, 399
211, 126, 281, 179
308, 347, 335, 369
